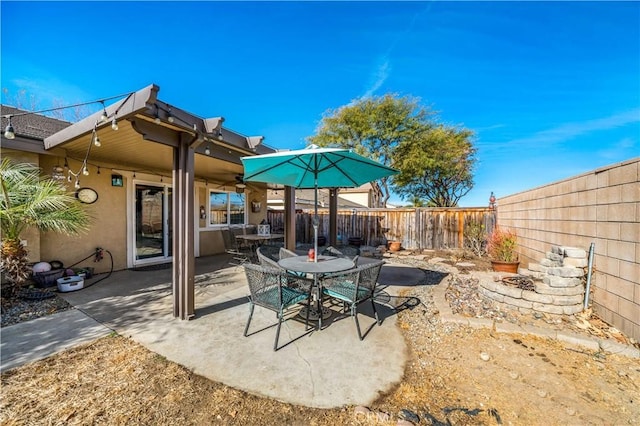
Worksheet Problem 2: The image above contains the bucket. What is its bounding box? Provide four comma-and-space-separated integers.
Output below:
57, 276, 85, 292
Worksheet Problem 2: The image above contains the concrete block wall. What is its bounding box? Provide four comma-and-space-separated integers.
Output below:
496, 158, 639, 341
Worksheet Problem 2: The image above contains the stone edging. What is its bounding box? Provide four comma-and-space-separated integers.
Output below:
431, 283, 640, 359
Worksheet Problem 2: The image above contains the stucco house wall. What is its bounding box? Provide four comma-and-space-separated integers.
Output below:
497, 158, 639, 341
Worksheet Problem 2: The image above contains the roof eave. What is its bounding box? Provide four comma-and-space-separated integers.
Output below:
44, 84, 159, 150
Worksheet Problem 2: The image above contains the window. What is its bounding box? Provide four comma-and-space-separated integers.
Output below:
209, 190, 246, 226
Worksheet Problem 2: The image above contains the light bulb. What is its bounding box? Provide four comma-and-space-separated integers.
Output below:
111, 118, 118, 131
218, 130, 223, 140
205, 145, 211, 155
94, 135, 101, 147
167, 115, 174, 123
4, 119, 15, 139
74, 180, 80, 189
154, 116, 161, 124
82, 167, 89, 176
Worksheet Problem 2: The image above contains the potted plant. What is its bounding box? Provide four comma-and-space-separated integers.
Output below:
487, 227, 519, 273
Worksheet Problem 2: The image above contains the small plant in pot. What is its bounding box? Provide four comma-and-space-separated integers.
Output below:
487, 227, 519, 273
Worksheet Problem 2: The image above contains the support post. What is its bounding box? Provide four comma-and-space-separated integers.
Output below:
172, 133, 196, 320
329, 188, 338, 246
284, 186, 296, 250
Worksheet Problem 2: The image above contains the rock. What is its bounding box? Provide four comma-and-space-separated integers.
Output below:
353, 406, 370, 418
509, 371, 519, 379
537, 389, 547, 398
376, 411, 391, 422
480, 352, 490, 361
398, 409, 420, 424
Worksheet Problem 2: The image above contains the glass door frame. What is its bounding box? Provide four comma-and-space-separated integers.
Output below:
130, 179, 173, 267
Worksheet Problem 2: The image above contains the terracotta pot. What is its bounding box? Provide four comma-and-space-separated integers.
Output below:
491, 260, 520, 273
388, 241, 401, 252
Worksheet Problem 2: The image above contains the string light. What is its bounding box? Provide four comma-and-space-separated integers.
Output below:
99, 101, 108, 123
205, 145, 211, 155
111, 117, 118, 131
3, 116, 15, 139
2, 90, 133, 138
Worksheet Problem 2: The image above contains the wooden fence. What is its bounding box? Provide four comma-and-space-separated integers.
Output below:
267, 207, 496, 250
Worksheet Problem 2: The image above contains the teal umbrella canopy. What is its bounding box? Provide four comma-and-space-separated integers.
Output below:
241, 145, 398, 189
241, 145, 398, 261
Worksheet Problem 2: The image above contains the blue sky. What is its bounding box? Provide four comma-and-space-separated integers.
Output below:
2, 1, 639, 207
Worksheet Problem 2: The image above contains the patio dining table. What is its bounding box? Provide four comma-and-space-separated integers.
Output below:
278, 255, 355, 328
235, 233, 285, 244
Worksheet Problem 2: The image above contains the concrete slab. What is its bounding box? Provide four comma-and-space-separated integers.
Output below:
1, 309, 112, 371
2, 254, 427, 409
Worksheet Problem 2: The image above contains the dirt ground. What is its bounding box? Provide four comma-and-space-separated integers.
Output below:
2, 252, 640, 425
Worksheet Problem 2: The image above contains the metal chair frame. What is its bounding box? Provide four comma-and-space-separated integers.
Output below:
243, 263, 312, 351
321, 261, 384, 340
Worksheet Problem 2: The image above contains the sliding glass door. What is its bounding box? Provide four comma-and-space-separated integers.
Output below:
135, 183, 172, 262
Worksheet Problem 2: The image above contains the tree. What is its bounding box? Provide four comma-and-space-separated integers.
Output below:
307, 94, 435, 206
0, 159, 91, 294
392, 125, 477, 207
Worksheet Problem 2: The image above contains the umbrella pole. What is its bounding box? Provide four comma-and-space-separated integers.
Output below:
314, 180, 318, 263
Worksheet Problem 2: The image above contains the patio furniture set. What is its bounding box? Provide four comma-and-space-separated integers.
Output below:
244, 244, 384, 351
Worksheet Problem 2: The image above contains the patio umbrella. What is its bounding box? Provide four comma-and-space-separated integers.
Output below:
241, 144, 398, 261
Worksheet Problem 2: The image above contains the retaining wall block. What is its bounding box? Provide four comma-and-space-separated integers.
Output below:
544, 276, 583, 288
529, 263, 550, 273
479, 287, 504, 303
532, 302, 566, 315
547, 266, 585, 278
479, 280, 498, 292
541, 258, 562, 267
547, 252, 564, 262
553, 294, 585, 306
551, 245, 564, 255
502, 295, 533, 309
563, 257, 589, 268
520, 268, 546, 279
561, 247, 587, 258
495, 283, 523, 299
535, 281, 584, 296
522, 291, 555, 304
563, 304, 585, 315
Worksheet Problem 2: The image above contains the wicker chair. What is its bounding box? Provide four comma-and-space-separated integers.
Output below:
242, 263, 312, 351
222, 228, 252, 265
322, 245, 360, 264
321, 261, 384, 340
256, 245, 281, 269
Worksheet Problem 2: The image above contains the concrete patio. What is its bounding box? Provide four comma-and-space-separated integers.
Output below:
1, 254, 429, 409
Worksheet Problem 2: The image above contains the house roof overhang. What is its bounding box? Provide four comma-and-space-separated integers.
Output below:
42, 83, 274, 184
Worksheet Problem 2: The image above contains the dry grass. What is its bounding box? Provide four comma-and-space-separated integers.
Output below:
1, 334, 352, 425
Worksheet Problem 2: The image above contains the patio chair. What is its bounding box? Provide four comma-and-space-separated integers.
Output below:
223, 228, 253, 265
322, 245, 360, 265
256, 245, 282, 269
321, 261, 384, 340
278, 247, 310, 280
243, 263, 312, 351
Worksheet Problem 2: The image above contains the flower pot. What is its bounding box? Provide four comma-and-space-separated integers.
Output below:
348, 236, 362, 247
388, 241, 401, 252
491, 260, 520, 273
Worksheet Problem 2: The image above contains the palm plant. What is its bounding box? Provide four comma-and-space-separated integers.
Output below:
0, 158, 91, 294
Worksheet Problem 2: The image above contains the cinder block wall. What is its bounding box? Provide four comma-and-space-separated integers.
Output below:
497, 158, 639, 341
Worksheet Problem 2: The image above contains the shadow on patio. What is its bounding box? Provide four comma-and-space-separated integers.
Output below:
59, 254, 431, 408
